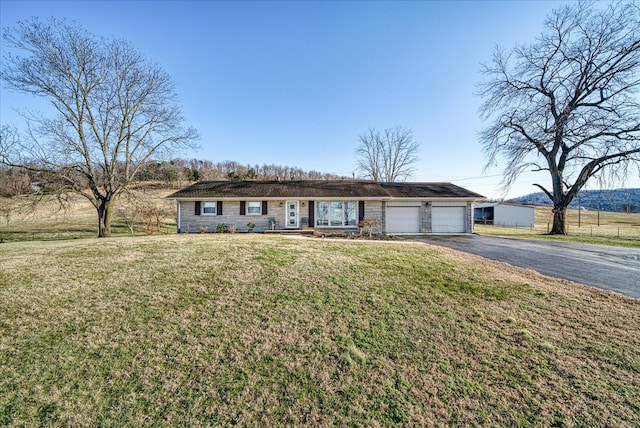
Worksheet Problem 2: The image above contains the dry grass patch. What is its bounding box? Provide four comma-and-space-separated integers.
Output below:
0, 189, 175, 242
1, 234, 638, 426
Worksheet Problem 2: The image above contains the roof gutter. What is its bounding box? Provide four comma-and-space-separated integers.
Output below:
167, 196, 481, 201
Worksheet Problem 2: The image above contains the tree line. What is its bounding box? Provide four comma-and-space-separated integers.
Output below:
0, 158, 344, 197
139, 159, 344, 182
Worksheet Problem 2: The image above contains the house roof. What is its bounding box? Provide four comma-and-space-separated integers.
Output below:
167, 180, 484, 199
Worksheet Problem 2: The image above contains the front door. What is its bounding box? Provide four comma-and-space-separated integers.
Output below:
286, 201, 299, 228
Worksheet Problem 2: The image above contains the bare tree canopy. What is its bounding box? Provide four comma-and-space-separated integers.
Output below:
355, 125, 420, 182
0, 18, 199, 237
478, 1, 640, 234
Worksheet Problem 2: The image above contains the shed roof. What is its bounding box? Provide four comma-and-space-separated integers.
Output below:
167, 180, 484, 199
475, 202, 535, 209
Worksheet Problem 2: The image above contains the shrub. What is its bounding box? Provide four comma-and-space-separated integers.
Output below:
359, 217, 382, 237
198, 225, 208, 234
228, 225, 237, 233
216, 223, 227, 233
117, 206, 139, 234
116, 200, 173, 235
247, 222, 255, 233
141, 203, 172, 234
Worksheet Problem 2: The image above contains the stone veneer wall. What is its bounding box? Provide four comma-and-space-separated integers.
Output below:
363, 201, 383, 233
422, 203, 432, 233
467, 202, 474, 233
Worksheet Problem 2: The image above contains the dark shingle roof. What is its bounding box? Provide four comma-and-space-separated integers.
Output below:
378, 182, 483, 198
167, 180, 483, 199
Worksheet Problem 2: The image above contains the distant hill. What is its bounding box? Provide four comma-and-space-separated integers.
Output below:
509, 188, 640, 213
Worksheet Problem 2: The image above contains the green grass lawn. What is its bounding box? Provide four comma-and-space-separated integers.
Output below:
1, 234, 639, 426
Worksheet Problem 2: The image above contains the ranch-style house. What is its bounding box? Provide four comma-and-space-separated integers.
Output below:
167, 180, 483, 234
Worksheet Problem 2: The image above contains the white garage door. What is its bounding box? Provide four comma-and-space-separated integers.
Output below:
386, 207, 420, 233
432, 207, 466, 233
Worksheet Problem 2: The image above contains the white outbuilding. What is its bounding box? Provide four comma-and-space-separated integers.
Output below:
474, 202, 535, 228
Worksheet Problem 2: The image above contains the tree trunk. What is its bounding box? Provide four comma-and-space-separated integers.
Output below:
97, 199, 115, 237
550, 206, 567, 235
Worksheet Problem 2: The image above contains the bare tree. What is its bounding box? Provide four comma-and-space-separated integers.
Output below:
0, 18, 198, 237
479, 1, 640, 234
0, 126, 31, 198
355, 125, 420, 182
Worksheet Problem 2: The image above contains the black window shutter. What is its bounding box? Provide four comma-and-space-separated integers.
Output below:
217, 201, 223, 215
240, 201, 246, 215
262, 201, 268, 215
195, 201, 201, 216
358, 201, 365, 222
308, 201, 314, 228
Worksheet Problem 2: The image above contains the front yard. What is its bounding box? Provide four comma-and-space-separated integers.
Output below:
1, 234, 638, 426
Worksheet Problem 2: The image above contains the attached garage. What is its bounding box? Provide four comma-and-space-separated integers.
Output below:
432, 205, 467, 233
385, 202, 421, 233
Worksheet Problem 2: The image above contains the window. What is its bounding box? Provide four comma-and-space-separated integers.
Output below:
203, 202, 217, 215
330, 202, 343, 226
316, 201, 357, 227
247, 201, 261, 215
345, 202, 357, 226
316, 202, 329, 226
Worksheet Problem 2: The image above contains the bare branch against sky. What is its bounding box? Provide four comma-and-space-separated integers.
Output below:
478, 1, 640, 233
1, 18, 199, 236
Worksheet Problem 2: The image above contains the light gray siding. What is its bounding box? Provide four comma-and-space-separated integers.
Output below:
364, 201, 383, 220
176, 198, 476, 234
178, 200, 287, 232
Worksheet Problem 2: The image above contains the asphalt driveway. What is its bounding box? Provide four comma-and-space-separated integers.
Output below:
408, 235, 640, 299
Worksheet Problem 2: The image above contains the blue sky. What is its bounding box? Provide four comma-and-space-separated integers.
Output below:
2, 0, 636, 198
